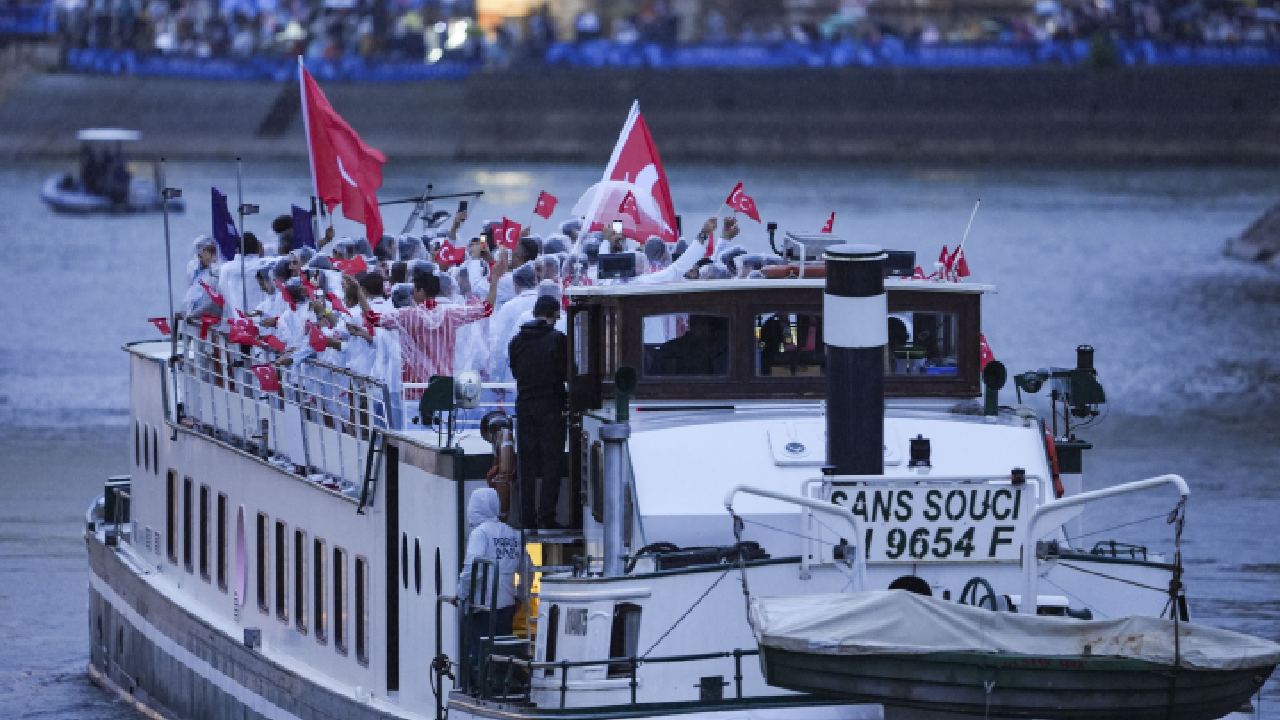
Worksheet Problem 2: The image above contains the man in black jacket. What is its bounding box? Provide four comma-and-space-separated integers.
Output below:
508, 296, 569, 530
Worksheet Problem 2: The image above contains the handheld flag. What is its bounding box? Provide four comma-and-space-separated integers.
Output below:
821, 212, 835, 233
326, 292, 350, 316
199, 280, 225, 307
534, 191, 558, 220
979, 333, 994, 370
498, 218, 522, 250
952, 247, 971, 278
301, 276, 318, 300
260, 335, 288, 352
211, 187, 241, 261
147, 317, 171, 335
291, 204, 316, 249
228, 316, 259, 345
199, 313, 220, 340
252, 364, 281, 392
618, 191, 640, 221
726, 183, 761, 223
300, 64, 387, 243
581, 101, 678, 244
307, 323, 329, 353
275, 280, 297, 311
438, 240, 467, 265
334, 256, 368, 276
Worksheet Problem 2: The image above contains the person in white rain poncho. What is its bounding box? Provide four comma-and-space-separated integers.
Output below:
515, 280, 567, 334
629, 225, 708, 285
449, 487, 530, 667
452, 265, 492, 380
182, 235, 221, 319
217, 232, 265, 322
487, 263, 539, 382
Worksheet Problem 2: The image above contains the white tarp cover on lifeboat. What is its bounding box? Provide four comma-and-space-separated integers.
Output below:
752, 590, 1280, 671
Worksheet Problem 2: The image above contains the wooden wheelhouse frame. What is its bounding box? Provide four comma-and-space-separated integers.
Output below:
566, 284, 982, 409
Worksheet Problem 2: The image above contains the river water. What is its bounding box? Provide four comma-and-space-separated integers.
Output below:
1, 159, 1278, 718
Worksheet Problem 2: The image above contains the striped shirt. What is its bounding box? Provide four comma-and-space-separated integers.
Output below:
379, 299, 492, 398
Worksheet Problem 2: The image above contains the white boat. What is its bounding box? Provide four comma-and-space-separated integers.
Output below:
85, 243, 1245, 720
42, 129, 185, 214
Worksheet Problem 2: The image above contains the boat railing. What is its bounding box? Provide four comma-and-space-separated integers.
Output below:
480, 648, 762, 708
172, 325, 391, 490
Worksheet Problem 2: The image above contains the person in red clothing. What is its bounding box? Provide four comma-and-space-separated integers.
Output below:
380, 256, 508, 403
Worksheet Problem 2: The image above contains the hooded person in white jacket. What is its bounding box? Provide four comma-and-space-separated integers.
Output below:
452, 488, 530, 667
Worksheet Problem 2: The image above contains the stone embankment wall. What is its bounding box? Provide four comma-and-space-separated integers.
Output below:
3, 67, 1280, 164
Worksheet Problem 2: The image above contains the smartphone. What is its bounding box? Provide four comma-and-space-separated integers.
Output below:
612, 220, 623, 233
482, 227, 495, 250
459, 200, 468, 213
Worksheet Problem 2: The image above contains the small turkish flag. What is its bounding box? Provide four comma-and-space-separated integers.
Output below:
362, 315, 378, 337
938, 245, 950, 268
534, 191, 558, 220
228, 316, 258, 344
308, 323, 329, 353
334, 256, 367, 276
275, 280, 297, 311
199, 280, 225, 307
618, 191, 640, 221
498, 218, 522, 250
199, 313, 221, 340
952, 247, 971, 278
301, 276, 318, 300
821, 212, 835, 233
326, 292, 349, 316
252, 364, 281, 392
260, 335, 288, 352
148, 317, 171, 335
364, 309, 381, 325
979, 333, 995, 370
438, 240, 467, 265
725, 183, 761, 223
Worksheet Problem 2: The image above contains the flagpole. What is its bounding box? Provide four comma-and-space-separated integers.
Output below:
236, 157, 248, 315
956, 198, 981, 257
160, 158, 176, 330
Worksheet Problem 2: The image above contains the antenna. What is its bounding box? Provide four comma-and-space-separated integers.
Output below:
956, 198, 981, 257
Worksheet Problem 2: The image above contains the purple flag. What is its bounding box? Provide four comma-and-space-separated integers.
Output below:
291, 204, 316, 250
211, 187, 241, 261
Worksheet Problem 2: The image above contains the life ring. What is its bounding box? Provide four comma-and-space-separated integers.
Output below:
1043, 422, 1065, 499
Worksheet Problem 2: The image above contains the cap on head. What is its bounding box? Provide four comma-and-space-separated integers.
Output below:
533, 295, 561, 319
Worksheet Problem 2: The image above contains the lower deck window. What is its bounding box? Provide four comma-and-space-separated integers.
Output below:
355, 556, 369, 665
314, 538, 327, 644
275, 520, 288, 622
182, 478, 193, 573
334, 547, 347, 655
294, 529, 307, 634
607, 603, 643, 678
198, 485, 210, 581
256, 513, 269, 613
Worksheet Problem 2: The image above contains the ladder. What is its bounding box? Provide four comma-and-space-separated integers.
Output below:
356, 428, 386, 515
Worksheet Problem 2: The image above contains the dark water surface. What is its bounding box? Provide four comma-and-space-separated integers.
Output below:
1, 159, 1278, 717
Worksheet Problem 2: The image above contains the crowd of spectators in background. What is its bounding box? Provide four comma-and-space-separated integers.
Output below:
42, 0, 1280, 67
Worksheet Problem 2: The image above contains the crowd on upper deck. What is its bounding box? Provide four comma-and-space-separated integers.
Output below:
178, 206, 779, 428
49, 0, 1280, 68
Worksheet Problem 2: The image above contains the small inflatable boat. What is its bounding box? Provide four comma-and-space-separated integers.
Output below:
753, 591, 1280, 720
40, 128, 185, 215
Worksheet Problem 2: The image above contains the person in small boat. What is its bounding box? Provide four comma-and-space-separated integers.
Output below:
449, 487, 531, 669
508, 295, 570, 530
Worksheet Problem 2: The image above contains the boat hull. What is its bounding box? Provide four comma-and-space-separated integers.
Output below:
761, 646, 1272, 720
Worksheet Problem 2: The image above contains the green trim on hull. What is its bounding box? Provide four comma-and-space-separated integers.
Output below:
762, 647, 1272, 720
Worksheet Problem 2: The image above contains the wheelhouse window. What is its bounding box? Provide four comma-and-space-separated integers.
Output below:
314, 538, 327, 644
355, 556, 369, 666
887, 311, 960, 376
756, 312, 824, 377
641, 313, 730, 377
753, 310, 962, 378
256, 513, 269, 614
275, 520, 288, 623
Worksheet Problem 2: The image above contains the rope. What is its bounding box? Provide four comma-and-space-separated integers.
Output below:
640, 567, 732, 659
1055, 562, 1168, 593
1040, 576, 1107, 619
1076, 512, 1166, 541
